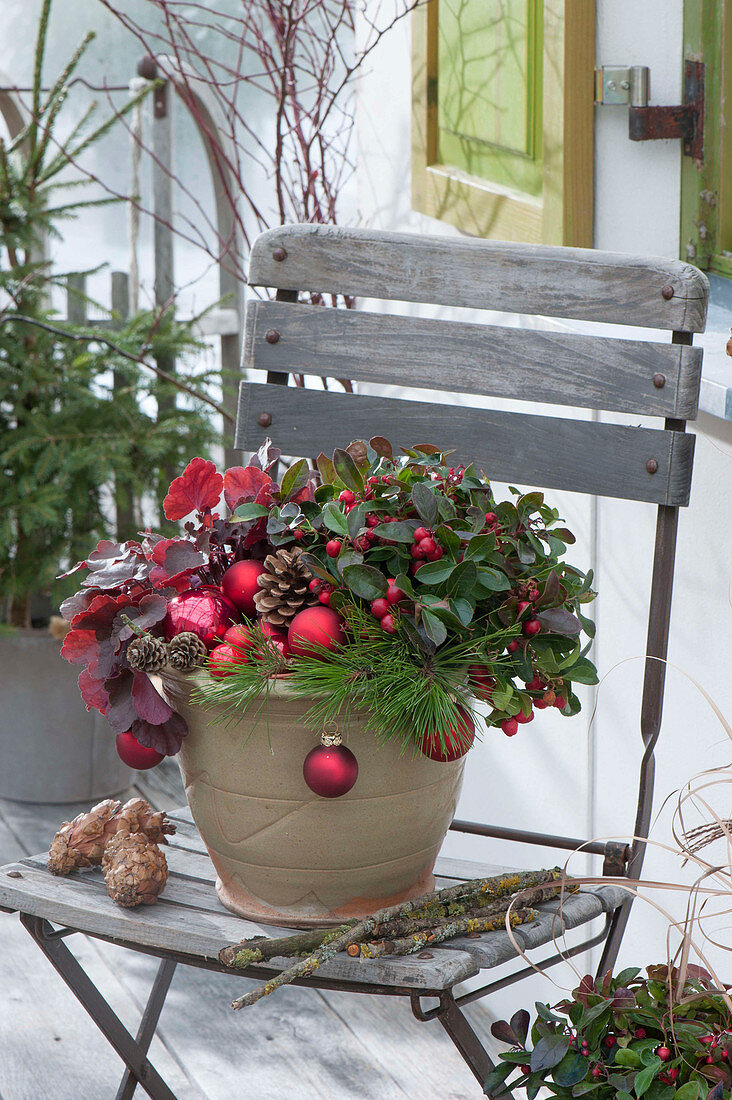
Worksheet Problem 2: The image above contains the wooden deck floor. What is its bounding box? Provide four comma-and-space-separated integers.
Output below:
0, 760, 500, 1100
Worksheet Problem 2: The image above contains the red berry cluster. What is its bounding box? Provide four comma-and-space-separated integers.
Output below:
370, 579, 407, 633
410, 526, 444, 574
308, 576, 337, 607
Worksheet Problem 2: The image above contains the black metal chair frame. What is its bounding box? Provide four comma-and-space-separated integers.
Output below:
7, 225, 709, 1098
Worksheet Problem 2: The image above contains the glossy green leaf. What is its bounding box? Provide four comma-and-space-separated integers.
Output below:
342, 564, 388, 600
411, 482, 438, 526
333, 447, 364, 493
234, 502, 269, 520
279, 458, 309, 501
414, 560, 456, 585
530, 1034, 569, 1074
321, 503, 349, 536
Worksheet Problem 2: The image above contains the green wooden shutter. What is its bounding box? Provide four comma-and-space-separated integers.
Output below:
437, 0, 544, 197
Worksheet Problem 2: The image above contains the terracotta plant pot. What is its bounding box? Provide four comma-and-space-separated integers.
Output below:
160, 669, 466, 927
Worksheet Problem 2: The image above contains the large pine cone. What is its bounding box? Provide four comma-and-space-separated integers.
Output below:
103, 832, 169, 908
127, 634, 167, 673
253, 547, 317, 628
47, 799, 122, 875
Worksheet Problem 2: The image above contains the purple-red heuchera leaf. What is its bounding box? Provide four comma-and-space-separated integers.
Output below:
249, 437, 281, 473
110, 593, 168, 651
78, 669, 110, 715
62, 593, 138, 678
105, 670, 137, 734
163, 457, 223, 521
130, 713, 187, 756
223, 466, 273, 511
60, 590, 97, 621
150, 538, 205, 576
131, 672, 174, 725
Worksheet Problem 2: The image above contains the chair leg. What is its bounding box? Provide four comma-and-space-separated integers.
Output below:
411, 991, 514, 1097
20, 914, 178, 1100
115, 958, 178, 1100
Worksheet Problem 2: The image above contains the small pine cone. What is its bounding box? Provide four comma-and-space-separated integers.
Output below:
103, 832, 169, 908
167, 631, 208, 672
253, 547, 317, 628
127, 634, 168, 673
48, 799, 122, 875
114, 798, 176, 846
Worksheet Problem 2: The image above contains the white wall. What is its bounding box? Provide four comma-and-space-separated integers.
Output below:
354, 0, 732, 1018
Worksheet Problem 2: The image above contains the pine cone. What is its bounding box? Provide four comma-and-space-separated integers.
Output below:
253, 547, 317, 627
114, 798, 176, 846
167, 631, 208, 672
48, 799, 122, 875
103, 832, 168, 908
127, 634, 168, 673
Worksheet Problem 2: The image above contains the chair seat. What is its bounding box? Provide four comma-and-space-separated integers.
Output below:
0, 806, 629, 993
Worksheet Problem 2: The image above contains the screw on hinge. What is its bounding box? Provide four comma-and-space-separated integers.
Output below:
272, 247, 287, 262
265, 330, 280, 345
653, 374, 666, 389
699, 189, 716, 206
698, 222, 709, 240
661, 285, 675, 300
646, 459, 659, 474
257, 412, 272, 427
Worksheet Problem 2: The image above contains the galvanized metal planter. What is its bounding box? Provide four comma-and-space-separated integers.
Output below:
160, 668, 466, 927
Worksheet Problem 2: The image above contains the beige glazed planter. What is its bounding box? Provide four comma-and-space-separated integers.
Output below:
160, 669, 466, 927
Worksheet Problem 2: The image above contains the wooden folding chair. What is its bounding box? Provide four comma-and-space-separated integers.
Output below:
0, 225, 708, 1098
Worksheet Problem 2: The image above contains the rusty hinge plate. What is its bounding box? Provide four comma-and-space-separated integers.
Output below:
628, 60, 704, 161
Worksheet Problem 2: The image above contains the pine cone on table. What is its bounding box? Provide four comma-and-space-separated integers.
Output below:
253, 547, 317, 628
47, 799, 122, 875
167, 631, 208, 672
114, 798, 176, 846
127, 634, 168, 673
103, 832, 169, 908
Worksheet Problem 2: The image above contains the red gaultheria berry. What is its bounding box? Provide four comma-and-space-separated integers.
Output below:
363, 488, 374, 500
526, 675, 545, 691
209, 643, 246, 679
656, 1046, 671, 1061
413, 526, 431, 542
591, 1066, 602, 1078
288, 606, 347, 658
516, 600, 532, 616
468, 664, 495, 701
701, 1035, 715, 1045
370, 598, 390, 620
523, 619, 541, 635
706, 1054, 714, 1064
380, 613, 397, 634
515, 709, 534, 724
308, 578, 322, 593
507, 640, 519, 652
520, 1065, 530, 1075
543, 689, 557, 706
484, 512, 497, 525
339, 490, 356, 504
292, 528, 304, 540
419, 537, 437, 555
528, 585, 540, 602
668, 1068, 679, 1080
367, 476, 380, 486
366, 514, 380, 528
386, 582, 406, 605
604, 1035, 616, 1048
411, 560, 425, 574
427, 546, 444, 561
354, 535, 372, 552
224, 624, 255, 654
221, 560, 266, 616
581, 1040, 589, 1050
326, 540, 341, 558
501, 717, 518, 737
419, 706, 475, 761
554, 695, 567, 710
411, 543, 428, 559
318, 590, 332, 606
635, 1028, 647, 1039
533, 698, 548, 709
115, 731, 164, 770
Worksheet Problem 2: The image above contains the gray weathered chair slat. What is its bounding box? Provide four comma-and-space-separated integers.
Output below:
245, 299, 703, 418
237, 383, 695, 506
2, 226, 708, 1098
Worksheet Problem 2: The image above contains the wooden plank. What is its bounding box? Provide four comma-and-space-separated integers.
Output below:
236, 382, 696, 506
247, 225, 709, 332
0, 862, 477, 990
245, 300, 702, 418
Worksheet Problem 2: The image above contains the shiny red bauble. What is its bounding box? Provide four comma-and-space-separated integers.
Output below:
221, 559, 266, 616
419, 706, 475, 762
288, 606, 347, 658
224, 623, 256, 654
303, 742, 358, 797
163, 586, 238, 649
115, 731, 164, 770
209, 642, 248, 679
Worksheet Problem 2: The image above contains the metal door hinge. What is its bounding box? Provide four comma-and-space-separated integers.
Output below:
594, 61, 704, 162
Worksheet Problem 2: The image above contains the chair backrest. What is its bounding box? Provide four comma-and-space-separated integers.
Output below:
236, 225, 707, 508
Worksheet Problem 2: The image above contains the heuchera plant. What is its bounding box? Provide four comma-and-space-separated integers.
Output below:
486, 967, 732, 1099
62, 438, 597, 757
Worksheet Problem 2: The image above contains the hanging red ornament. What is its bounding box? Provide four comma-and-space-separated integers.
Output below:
115, 731, 164, 770
163, 586, 238, 649
288, 606, 347, 658
209, 642, 248, 679
221, 559, 266, 616
303, 724, 358, 798
419, 706, 475, 762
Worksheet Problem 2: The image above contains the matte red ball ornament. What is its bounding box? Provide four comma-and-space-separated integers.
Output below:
163, 586, 238, 649
419, 706, 475, 762
303, 727, 358, 798
288, 606, 347, 658
115, 731, 164, 770
221, 559, 267, 616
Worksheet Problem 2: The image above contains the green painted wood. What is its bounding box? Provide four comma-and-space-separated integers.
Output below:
236, 382, 696, 506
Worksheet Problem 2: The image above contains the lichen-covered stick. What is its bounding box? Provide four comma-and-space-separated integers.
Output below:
229, 868, 565, 1010
356, 905, 540, 958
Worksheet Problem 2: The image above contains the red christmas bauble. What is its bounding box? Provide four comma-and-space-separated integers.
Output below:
288, 606, 347, 658
164, 586, 238, 649
303, 741, 358, 797
224, 623, 256, 655
419, 706, 475, 762
115, 731, 164, 770
209, 642, 248, 679
221, 559, 266, 616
